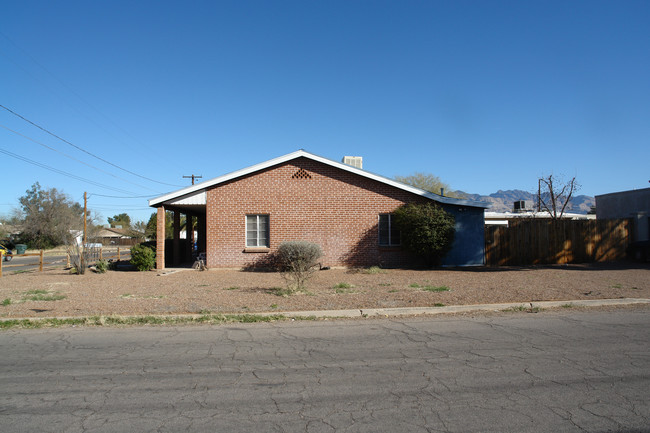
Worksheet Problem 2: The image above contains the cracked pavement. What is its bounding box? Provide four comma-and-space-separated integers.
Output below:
0, 310, 648, 432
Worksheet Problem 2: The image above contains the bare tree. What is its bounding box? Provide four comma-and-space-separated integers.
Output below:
18, 182, 84, 249
14, 183, 102, 273
395, 172, 465, 198
537, 174, 580, 220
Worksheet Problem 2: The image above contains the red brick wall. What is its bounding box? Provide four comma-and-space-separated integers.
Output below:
205, 157, 427, 268
156, 206, 165, 269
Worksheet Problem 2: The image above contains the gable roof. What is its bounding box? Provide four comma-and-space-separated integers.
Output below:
148, 150, 491, 209
96, 227, 138, 238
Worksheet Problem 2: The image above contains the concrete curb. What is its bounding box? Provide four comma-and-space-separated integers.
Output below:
273, 298, 650, 319
1, 298, 649, 323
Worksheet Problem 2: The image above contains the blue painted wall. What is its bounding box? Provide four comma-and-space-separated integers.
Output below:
440, 205, 485, 266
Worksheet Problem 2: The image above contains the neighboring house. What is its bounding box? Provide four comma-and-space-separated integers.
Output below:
69, 230, 83, 247
596, 187, 650, 242
94, 227, 140, 246
485, 211, 595, 226
148, 150, 491, 269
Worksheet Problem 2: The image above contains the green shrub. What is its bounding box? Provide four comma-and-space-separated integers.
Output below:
393, 202, 455, 266
95, 259, 108, 273
130, 244, 156, 271
277, 241, 323, 292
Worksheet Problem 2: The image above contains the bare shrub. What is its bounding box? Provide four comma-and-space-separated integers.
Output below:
66, 242, 88, 275
277, 241, 323, 293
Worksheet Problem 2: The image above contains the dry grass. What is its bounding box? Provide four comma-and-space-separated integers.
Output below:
0, 262, 648, 319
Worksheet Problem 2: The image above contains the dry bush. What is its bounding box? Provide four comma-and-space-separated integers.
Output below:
277, 241, 323, 293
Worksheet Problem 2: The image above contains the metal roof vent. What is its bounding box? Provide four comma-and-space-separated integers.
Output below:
342, 156, 363, 169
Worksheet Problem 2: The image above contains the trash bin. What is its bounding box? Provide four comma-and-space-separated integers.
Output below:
15, 244, 27, 254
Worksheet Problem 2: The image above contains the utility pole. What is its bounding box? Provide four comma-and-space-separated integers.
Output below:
183, 174, 203, 185
83, 192, 87, 246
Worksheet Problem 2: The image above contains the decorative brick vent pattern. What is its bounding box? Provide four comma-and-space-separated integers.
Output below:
291, 168, 312, 179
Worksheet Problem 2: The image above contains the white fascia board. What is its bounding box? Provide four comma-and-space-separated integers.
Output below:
148, 150, 307, 207
149, 150, 491, 209
303, 152, 491, 209
485, 211, 593, 219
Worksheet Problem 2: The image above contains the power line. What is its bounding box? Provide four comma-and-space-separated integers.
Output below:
92, 203, 153, 206
0, 30, 162, 159
0, 123, 161, 193
0, 146, 139, 195
92, 207, 152, 211
0, 104, 183, 188
92, 205, 152, 208
88, 193, 156, 199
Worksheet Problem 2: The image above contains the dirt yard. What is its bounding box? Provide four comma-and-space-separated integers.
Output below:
0, 262, 648, 319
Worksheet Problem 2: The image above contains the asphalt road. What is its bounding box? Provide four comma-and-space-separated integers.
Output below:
0, 310, 648, 432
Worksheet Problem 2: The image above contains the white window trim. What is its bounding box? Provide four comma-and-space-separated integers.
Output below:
246, 214, 270, 248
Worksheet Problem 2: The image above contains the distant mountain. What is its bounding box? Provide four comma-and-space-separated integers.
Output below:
457, 189, 595, 214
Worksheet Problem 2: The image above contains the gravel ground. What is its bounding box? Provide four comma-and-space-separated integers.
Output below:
0, 262, 648, 319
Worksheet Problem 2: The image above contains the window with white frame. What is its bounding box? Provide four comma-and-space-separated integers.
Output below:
378, 214, 400, 246
246, 214, 269, 248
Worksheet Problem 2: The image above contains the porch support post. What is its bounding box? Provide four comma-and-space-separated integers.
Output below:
197, 214, 206, 258
186, 213, 194, 260
173, 210, 181, 266
156, 206, 165, 270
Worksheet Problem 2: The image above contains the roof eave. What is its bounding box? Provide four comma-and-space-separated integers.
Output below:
148, 150, 310, 207
148, 150, 491, 209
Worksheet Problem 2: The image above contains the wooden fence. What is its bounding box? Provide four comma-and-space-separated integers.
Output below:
66, 246, 128, 267
484, 219, 631, 266
0, 251, 45, 277
0, 247, 130, 277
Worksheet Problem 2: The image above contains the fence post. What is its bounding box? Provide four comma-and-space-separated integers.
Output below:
39, 250, 44, 272
66, 254, 70, 268
117, 247, 121, 261
100, 247, 103, 261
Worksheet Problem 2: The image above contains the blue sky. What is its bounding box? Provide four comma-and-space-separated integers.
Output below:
1, 0, 649, 224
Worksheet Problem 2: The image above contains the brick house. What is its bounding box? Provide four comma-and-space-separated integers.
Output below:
148, 150, 490, 269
